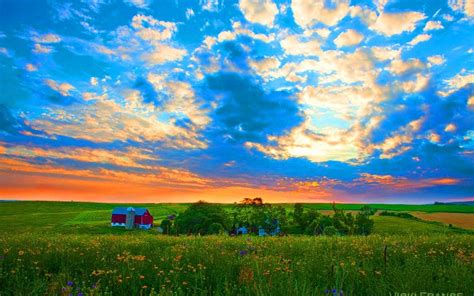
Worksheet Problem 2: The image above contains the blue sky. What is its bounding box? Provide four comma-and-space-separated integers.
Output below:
0, 0, 473, 203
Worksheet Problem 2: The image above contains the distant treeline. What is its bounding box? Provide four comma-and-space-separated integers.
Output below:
379, 211, 419, 220
159, 198, 375, 236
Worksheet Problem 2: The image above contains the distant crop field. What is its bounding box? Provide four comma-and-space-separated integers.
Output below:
410, 212, 474, 230
300, 203, 474, 213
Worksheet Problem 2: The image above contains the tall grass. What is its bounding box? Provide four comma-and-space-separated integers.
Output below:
1, 233, 473, 295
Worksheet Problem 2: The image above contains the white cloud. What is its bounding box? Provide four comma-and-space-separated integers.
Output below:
280, 35, 321, 56
32, 33, 61, 43
423, 20, 444, 31
398, 73, 430, 93
374, 0, 389, 12
438, 70, 474, 96
44, 79, 75, 96
33, 43, 52, 54
444, 123, 457, 132
141, 44, 187, 65
388, 58, 425, 75
124, 0, 150, 9
239, 0, 278, 26
291, 0, 350, 27
32, 89, 208, 149
369, 11, 426, 36
371, 46, 401, 61
200, 0, 221, 12
427, 55, 445, 66
25, 64, 38, 72
467, 96, 474, 109
132, 15, 177, 42
249, 57, 280, 72
449, 0, 474, 17
245, 120, 359, 163
333, 29, 364, 47
408, 33, 431, 46
314, 28, 331, 39
249, 57, 281, 80
185, 8, 195, 20
90, 77, 99, 86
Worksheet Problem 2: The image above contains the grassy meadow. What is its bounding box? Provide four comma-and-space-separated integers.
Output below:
0, 201, 473, 295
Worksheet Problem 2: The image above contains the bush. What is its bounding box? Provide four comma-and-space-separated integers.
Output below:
323, 226, 337, 236
379, 211, 418, 220
160, 219, 172, 234
355, 213, 374, 235
208, 223, 225, 234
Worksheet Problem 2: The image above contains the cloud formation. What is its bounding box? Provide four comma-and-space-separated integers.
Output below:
0, 0, 472, 203
239, 0, 278, 26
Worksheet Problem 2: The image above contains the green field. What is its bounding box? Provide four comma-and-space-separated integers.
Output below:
0, 201, 473, 295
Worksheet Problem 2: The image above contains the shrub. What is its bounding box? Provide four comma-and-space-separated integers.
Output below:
322, 226, 337, 236
208, 223, 225, 234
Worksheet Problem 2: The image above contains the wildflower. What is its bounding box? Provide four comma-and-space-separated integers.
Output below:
67, 281, 74, 287
18, 250, 24, 256
78, 293, 83, 296
239, 268, 254, 283
142, 285, 148, 289
239, 250, 248, 256
140, 275, 145, 280
182, 281, 188, 286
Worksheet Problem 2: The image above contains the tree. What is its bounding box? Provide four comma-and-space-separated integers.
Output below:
232, 199, 287, 234
208, 223, 225, 234
174, 201, 229, 235
240, 197, 264, 205
332, 203, 355, 235
323, 226, 337, 236
293, 203, 304, 227
354, 213, 374, 235
160, 219, 172, 234
360, 205, 376, 216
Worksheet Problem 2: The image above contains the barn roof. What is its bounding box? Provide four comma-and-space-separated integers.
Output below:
112, 207, 149, 216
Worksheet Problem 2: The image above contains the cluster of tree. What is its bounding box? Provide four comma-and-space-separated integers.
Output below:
162, 201, 229, 235
379, 211, 419, 220
289, 203, 374, 235
159, 199, 374, 236
230, 198, 286, 235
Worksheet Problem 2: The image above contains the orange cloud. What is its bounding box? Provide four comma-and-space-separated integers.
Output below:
357, 173, 461, 191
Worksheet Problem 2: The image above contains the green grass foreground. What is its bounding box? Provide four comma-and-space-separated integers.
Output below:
1, 234, 473, 296
0, 201, 473, 295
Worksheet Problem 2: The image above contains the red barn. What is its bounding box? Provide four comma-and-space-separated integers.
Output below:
111, 207, 154, 229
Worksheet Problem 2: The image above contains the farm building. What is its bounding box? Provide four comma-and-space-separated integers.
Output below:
111, 207, 154, 229
236, 226, 248, 235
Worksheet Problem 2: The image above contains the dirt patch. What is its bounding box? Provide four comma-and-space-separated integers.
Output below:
411, 212, 474, 230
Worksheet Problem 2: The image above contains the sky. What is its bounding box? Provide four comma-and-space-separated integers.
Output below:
0, 0, 473, 204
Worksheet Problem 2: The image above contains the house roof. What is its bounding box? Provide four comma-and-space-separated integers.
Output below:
112, 207, 149, 216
